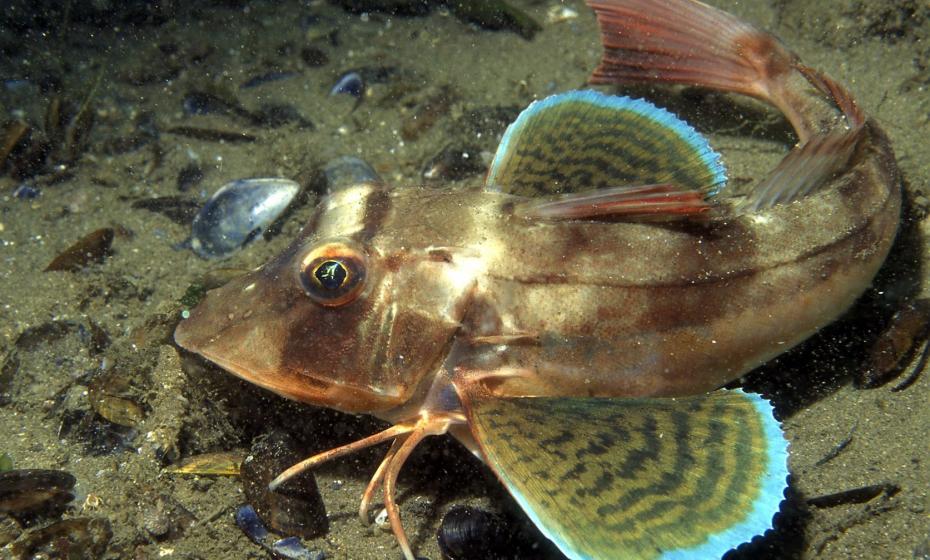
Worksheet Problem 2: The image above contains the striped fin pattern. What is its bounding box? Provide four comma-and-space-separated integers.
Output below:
463, 389, 788, 560
485, 90, 726, 197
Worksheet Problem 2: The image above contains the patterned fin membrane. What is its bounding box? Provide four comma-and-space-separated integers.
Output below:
464, 389, 787, 560
486, 90, 726, 198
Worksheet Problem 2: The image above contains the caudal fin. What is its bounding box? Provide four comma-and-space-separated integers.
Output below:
586, 0, 866, 210
586, 0, 863, 141
587, 0, 788, 99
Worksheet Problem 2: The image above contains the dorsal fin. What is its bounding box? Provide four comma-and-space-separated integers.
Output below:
739, 126, 864, 213
485, 90, 726, 198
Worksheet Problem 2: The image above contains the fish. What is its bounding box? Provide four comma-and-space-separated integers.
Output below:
173, 0, 901, 558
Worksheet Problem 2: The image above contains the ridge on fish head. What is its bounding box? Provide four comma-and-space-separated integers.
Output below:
174, 182, 478, 414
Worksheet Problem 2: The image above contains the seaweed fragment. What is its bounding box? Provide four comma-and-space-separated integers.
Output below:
176, 163, 205, 192
401, 85, 458, 141
0, 469, 75, 521
167, 126, 257, 143
300, 46, 329, 67
131, 196, 200, 225
10, 517, 112, 559
807, 482, 900, 508
447, 0, 541, 39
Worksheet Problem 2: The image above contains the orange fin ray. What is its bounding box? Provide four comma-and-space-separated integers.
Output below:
270, 415, 455, 560
268, 422, 415, 491
383, 428, 433, 560
515, 183, 711, 221
359, 437, 405, 524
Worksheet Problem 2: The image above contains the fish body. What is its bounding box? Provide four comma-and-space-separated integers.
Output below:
176, 158, 897, 413
174, 0, 901, 558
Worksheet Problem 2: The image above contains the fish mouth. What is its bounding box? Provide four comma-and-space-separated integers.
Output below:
175, 315, 401, 412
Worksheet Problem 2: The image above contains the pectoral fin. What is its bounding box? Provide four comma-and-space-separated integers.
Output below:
460, 389, 788, 560
485, 90, 727, 200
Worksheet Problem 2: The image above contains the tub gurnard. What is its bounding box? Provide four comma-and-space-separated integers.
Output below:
175, 0, 901, 558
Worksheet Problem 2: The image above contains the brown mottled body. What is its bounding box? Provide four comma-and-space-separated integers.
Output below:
477, 123, 899, 400
176, 115, 899, 412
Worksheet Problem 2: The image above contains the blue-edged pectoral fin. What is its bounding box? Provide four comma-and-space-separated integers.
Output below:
459, 389, 788, 560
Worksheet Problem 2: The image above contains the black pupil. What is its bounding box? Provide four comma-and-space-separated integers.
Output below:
315, 260, 347, 290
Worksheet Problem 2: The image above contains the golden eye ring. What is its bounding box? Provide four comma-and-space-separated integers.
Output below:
298, 242, 367, 306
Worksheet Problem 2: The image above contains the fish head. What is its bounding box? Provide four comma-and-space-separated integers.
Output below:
174, 184, 475, 414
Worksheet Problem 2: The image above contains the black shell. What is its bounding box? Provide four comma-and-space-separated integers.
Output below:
437, 505, 520, 560
240, 431, 329, 539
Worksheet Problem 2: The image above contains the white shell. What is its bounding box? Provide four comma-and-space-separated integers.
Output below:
547, 5, 578, 23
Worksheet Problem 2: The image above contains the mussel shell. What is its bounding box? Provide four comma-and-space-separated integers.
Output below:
323, 156, 381, 192
88, 369, 146, 428
240, 431, 328, 539
0, 469, 75, 520
329, 71, 363, 97
437, 505, 519, 560
190, 177, 299, 259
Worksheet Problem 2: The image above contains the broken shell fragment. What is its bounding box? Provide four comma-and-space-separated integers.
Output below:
0, 469, 75, 521
10, 517, 112, 559
235, 505, 324, 560
190, 177, 299, 259
547, 5, 579, 23
165, 451, 244, 476
44, 228, 114, 272
329, 71, 363, 98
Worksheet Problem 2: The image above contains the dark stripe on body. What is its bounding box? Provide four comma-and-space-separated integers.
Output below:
358, 188, 392, 243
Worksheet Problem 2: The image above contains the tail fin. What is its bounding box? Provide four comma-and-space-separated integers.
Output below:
586, 0, 860, 141
586, 0, 867, 211
587, 0, 789, 98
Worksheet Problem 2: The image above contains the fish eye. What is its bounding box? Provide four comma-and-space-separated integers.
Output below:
298, 242, 367, 306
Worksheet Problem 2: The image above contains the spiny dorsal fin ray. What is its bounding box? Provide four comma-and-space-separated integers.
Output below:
485, 90, 726, 199
740, 126, 864, 213
461, 389, 788, 560
514, 183, 712, 221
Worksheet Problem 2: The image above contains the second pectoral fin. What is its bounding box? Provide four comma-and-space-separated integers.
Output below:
460, 389, 788, 560
485, 90, 727, 199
